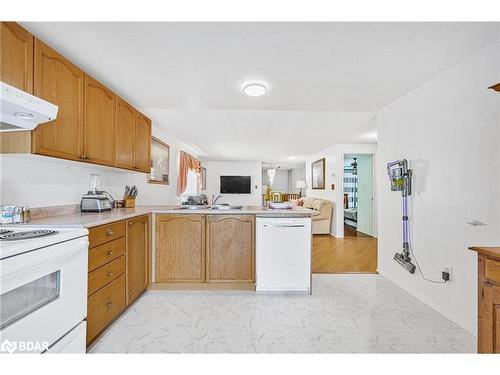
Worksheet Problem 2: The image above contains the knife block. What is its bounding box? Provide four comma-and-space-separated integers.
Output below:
124, 198, 136, 208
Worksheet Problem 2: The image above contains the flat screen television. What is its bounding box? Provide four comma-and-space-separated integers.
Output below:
220, 176, 251, 194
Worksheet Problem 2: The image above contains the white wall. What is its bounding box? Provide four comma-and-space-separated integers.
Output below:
357, 154, 374, 236
202, 161, 262, 206
0, 125, 187, 208
377, 40, 500, 335
305, 143, 377, 237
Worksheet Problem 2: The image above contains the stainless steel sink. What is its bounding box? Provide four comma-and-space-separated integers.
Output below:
175, 205, 210, 210
211, 205, 243, 210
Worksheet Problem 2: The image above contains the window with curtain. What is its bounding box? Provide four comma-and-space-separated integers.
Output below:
182, 169, 199, 197
177, 151, 202, 196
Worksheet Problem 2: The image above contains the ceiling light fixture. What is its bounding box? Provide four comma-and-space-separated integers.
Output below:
286, 156, 296, 160
243, 82, 267, 97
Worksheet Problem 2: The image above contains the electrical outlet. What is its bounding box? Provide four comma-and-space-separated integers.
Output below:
443, 266, 453, 282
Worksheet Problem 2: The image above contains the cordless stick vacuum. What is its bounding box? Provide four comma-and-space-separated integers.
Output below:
387, 159, 416, 274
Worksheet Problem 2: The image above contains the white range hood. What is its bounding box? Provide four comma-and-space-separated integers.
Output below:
0, 81, 58, 132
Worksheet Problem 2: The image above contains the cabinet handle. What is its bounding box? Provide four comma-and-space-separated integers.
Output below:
106, 229, 113, 236
107, 250, 113, 256
106, 301, 113, 307
107, 272, 113, 277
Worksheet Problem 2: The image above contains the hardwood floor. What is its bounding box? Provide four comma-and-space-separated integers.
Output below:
344, 224, 372, 238
313, 234, 377, 274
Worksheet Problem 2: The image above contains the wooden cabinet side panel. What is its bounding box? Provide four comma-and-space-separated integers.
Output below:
32, 39, 84, 160
127, 214, 150, 304
0, 22, 33, 93
155, 214, 205, 282
495, 305, 500, 353
206, 215, 255, 283
84, 74, 116, 166
478, 254, 494, 353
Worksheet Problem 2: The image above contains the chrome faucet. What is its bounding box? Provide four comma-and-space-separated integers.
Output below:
211, 194, 223, 205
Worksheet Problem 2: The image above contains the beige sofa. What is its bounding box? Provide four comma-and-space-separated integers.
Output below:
301, 197, 333, 234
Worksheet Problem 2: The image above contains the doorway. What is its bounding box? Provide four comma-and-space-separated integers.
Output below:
343, 154, 375, 237
312, 153, 377, 274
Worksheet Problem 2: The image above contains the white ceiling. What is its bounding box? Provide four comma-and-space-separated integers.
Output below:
21, 22, 499, 162
146, 109, 376, 163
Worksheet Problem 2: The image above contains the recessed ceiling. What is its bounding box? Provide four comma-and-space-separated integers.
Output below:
20, 22, 499, 163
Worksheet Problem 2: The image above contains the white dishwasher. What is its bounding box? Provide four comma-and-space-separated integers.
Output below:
256, 217, 312, 293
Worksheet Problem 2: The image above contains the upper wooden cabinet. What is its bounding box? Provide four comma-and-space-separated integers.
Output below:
32, 39, 84, 160
84, 75, 116, 166
0, 22, 33, 93
115, 97, 136, 170
115, 100, 152, 172
127, 215, 150, 304
155, 214, 206, 283
134, 112, 151, 173
0, 22, 152, 174
206, 215, 255, 283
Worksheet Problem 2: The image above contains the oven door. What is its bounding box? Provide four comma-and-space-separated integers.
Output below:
0, 236, 88, 353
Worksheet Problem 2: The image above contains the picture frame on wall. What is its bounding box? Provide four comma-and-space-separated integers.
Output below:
311, 158, 326, 189
148, 136, 170, 185
201, 167, 207, 190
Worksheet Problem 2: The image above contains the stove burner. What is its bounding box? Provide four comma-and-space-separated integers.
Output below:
0, 230, 59, 241
0, 229, 13, 235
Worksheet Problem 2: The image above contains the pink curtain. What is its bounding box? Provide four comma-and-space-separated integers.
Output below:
177, 151, 202, 196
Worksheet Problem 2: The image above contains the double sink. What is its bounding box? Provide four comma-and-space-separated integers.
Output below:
175, 204, 243, 211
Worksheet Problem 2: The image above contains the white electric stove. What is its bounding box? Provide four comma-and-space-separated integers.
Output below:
0, 226, 89, 354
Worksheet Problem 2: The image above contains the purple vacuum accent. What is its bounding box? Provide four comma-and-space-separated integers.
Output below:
402, 194, 409, 245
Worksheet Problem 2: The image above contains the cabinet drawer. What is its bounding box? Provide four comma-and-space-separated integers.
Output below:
88, 255, 126, 296
87, 273, 126, 344
88, 237, 126, 272
89, 221, 126, 248
485, 259, 500, 284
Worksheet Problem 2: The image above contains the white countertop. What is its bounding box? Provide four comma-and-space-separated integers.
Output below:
19, 205, 313, 228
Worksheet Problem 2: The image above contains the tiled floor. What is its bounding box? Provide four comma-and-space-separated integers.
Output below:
88, 274, 475, 353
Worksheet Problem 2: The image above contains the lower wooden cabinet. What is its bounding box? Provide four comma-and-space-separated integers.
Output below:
476, 251, 500, 353
155, 214, 206, 282
206, 215, 255, 283
87, 274, 126, 345
154, 214, 255, 285
86, 218, 150, 346
127, 214, 150, 304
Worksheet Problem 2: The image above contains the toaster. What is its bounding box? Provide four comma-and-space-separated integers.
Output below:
80, 193, 112, 212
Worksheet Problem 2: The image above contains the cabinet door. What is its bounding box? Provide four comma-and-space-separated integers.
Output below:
134, 113, 151, 172
479, 281, 500, 353
127, 215, 150, 304
155, 214, 205, 282
115, 97, 136, 170
84, 75, 116, 166
206, 215, 255, 283
0, 22, 33, 93
32, 39, 84, 160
